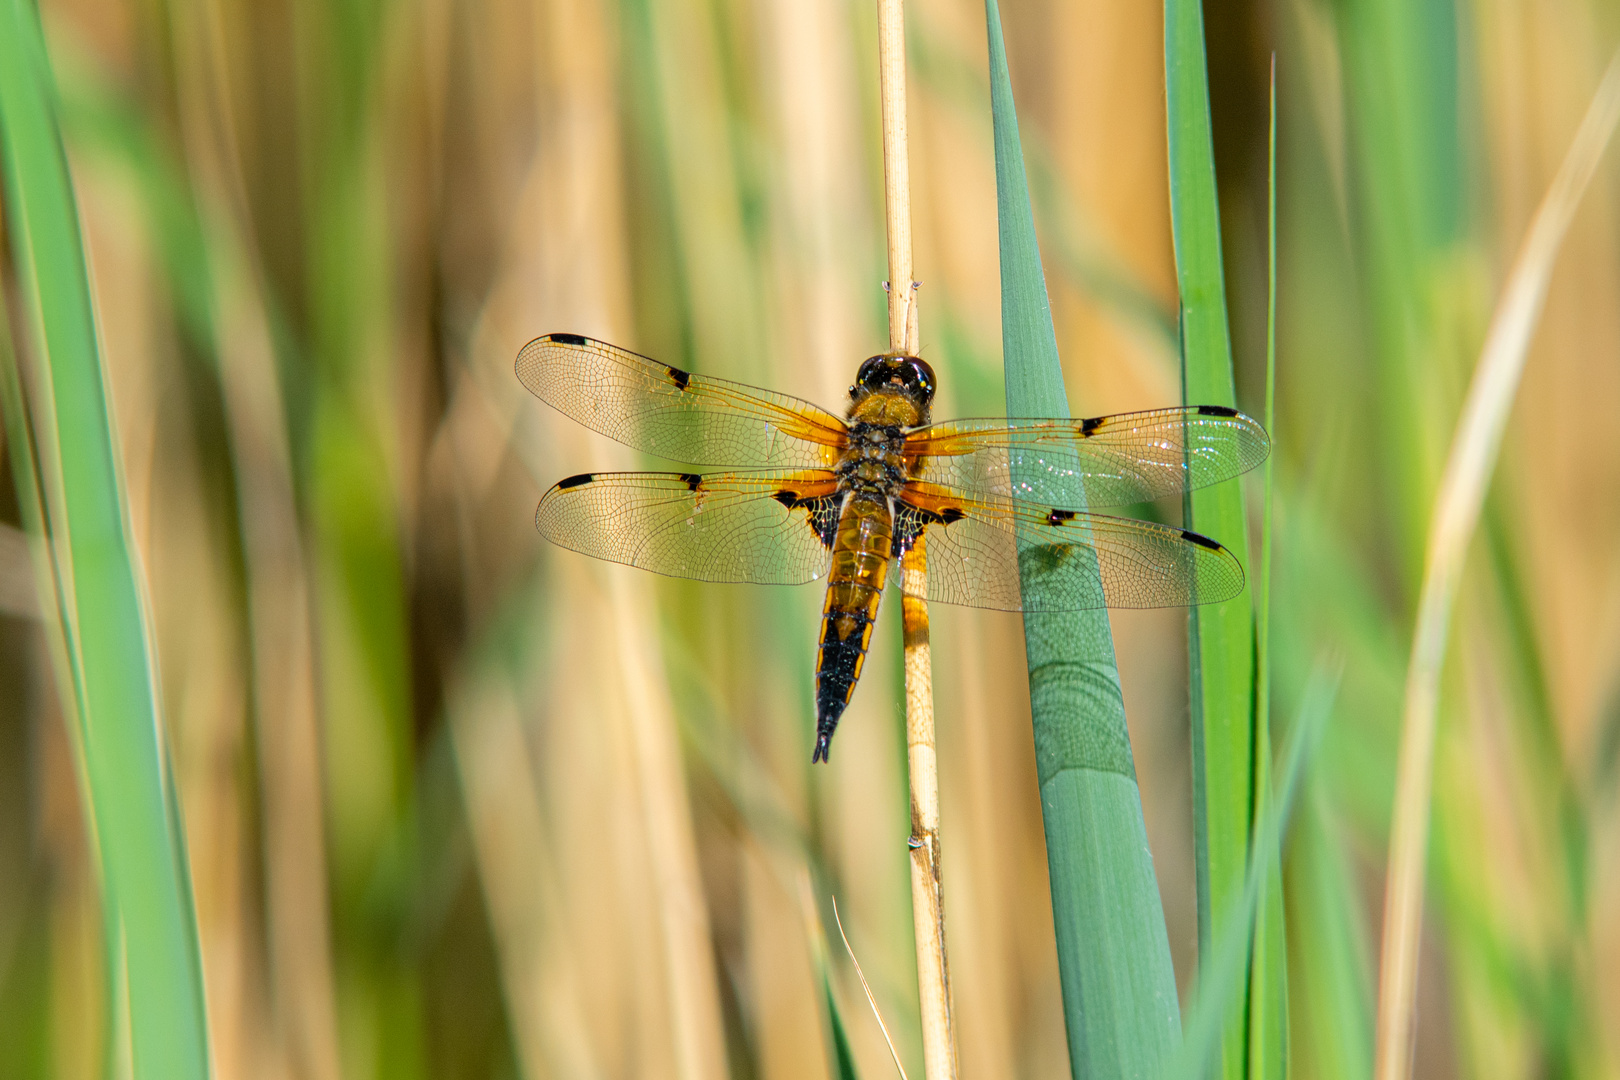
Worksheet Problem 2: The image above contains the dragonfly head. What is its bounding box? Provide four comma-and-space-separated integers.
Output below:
851, 354, 936, 412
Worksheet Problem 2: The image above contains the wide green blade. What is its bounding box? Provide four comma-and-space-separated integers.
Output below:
1164, 0, 1286, 1075
985, 3, 1180, 1076
0, 2, 210, 1077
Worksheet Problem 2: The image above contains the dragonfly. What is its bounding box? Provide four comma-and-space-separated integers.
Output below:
517, 333, 1269, 763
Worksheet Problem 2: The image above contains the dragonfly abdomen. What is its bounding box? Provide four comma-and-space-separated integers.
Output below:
812, 493, 893, 763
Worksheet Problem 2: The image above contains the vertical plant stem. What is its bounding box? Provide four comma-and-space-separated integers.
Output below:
877, 0, 920, 358
1247, 55, 1287, 1080
876, 2, 954, 1077
1373, 53, 1620, 1080
901, 545, 953, 1080
1164, 0, 1281, 1071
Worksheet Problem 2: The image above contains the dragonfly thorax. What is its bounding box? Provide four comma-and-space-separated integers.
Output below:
835, 420, 909, 497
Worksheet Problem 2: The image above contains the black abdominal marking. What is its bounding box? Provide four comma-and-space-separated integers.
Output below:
814, 611, 873, 764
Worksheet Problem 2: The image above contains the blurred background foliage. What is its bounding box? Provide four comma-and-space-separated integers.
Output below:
1, 0, 1619, 1077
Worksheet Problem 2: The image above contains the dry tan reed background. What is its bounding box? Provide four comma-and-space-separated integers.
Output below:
2, 0, 1620, 1078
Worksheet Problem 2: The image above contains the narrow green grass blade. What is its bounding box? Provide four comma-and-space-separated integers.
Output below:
986, 3, 1180, 1076
1164, 0, 1283, 1074
0, 2, 210, 1077
1246, 62, 1287, 1080
1168, 664, 1338, 1080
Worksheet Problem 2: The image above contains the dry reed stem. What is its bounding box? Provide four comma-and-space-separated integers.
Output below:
525, 0, 730, 1071
610, 572, 730, 1080
158, 2, 345, 1063
1373, 51, 1620, 1080
877, 0, 920, 358
877, 4, 954, 1074
901, 545, 954, 1080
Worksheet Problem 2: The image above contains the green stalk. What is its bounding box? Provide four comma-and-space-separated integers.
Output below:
0, 2, 209, 1077
1163, 0, 1284, 1075
1246, 60, 1288, 1080
986, 4, 1180, 1077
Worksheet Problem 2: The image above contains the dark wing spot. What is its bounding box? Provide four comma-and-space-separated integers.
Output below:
894, 501, 965, 557
809, 497, 840, 549
790, 494, 840, 550
1197, 404, 1239, 417
1079, 416, 1103, 437
679, 473, 703, 491
775, 490, 838, 548
548, 332, 589, 346
556, 473, 593, 490
1046, 509, 1077, 526
892, 503, 925, 556
667, 366, 692, 391
1181, 528, 1224, 551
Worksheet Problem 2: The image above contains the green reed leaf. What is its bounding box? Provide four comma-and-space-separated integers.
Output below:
985, 3, 1180, 1076
1165, 0, 1285, 1073
0, 2, 209, 1076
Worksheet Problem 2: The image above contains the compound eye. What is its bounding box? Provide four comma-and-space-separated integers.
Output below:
908, 358, 936, 396
856, 356, 890, 389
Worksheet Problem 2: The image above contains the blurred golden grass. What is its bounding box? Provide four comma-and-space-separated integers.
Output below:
1375, 57, 1620, 1080
0, 0, 1618, 1078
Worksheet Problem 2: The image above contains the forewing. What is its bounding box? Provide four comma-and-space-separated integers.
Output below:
517, 334, 847, 468
906, 406, 1269, 506
895, 482, 1245, 612
537, 470, 843, 585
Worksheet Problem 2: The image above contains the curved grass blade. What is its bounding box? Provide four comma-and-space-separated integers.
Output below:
0, 2, 210, 1076
985, 3, 1180, 1076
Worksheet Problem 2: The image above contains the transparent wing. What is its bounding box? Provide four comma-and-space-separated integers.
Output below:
894, 482, 1245, 612
517, 334, 847, 468
536, 470, 843, 585
905, 406, 1270, 507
